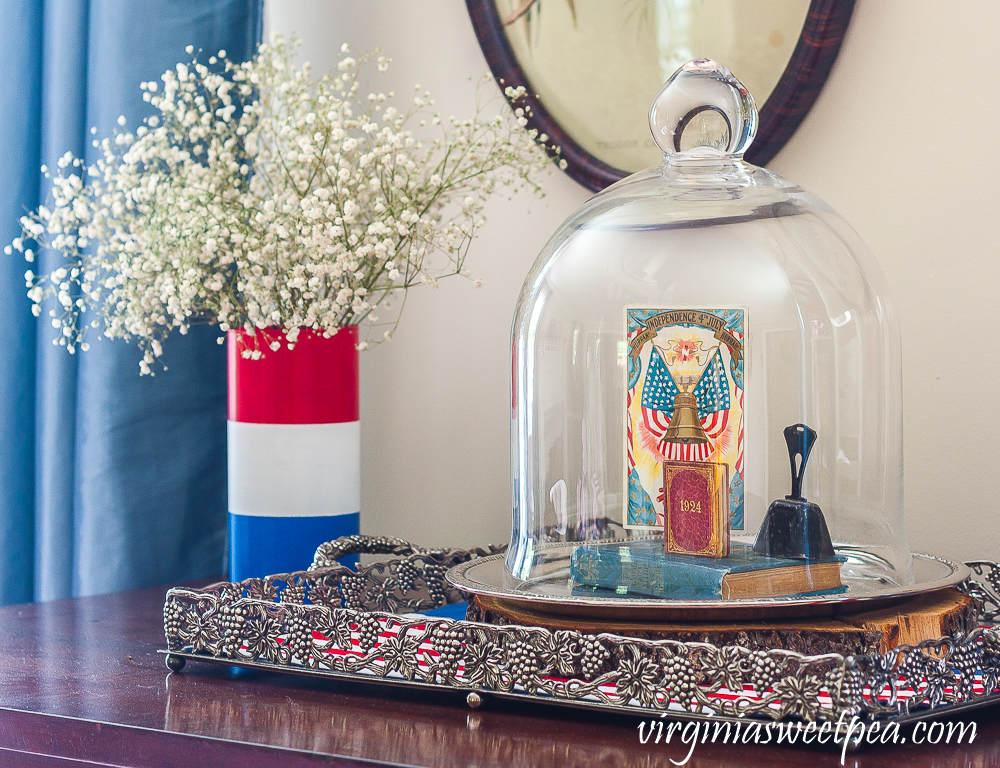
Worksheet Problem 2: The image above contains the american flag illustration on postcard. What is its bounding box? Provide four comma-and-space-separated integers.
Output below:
624, 307, 746, 531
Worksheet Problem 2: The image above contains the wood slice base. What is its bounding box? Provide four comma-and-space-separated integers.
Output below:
467, 588, 979, 656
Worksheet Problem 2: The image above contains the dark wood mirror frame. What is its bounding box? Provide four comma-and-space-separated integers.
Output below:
467, 0, 856, 192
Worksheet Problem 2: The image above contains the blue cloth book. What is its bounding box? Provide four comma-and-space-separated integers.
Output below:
570, 540, 846, 600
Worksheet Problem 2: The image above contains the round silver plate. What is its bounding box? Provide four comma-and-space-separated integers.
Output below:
447, 546, 971, 621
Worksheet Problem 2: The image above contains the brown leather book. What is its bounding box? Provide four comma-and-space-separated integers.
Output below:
719, 558, 844, 600
663, 460, 730, 558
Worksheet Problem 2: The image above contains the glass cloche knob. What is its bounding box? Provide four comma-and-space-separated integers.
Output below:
649, 59, 758, 158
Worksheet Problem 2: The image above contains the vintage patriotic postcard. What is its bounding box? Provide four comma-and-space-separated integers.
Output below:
624, 307, 746, 531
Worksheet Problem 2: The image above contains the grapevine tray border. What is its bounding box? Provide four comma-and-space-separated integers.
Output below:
162, 536, 1000, 732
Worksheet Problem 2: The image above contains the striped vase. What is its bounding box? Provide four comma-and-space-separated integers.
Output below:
226, 326, 361, 581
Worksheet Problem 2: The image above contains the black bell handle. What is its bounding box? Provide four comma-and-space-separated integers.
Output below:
784, 424, 817, 501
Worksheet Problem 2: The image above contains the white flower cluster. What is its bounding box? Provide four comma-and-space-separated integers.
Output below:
8, 37, 555, 373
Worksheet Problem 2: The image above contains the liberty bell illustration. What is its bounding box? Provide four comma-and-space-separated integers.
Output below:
663, 373, 709, 445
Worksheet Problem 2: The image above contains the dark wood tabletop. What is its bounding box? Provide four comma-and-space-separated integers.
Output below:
1, 582, 999, 767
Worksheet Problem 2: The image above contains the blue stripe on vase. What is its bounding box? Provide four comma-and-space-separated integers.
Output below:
228, 511, 360, 582
417, 601, 469, 620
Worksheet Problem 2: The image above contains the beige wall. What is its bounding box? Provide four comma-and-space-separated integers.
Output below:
266, 1, 1000, 565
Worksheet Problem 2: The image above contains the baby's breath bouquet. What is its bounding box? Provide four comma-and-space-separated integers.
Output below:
8, 37, 556, 373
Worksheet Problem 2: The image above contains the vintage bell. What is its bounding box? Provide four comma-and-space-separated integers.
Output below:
662, 391, 709, 444
753, 423, 835, 561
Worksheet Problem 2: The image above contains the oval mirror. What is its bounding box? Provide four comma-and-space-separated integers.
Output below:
468, 0, 855, 191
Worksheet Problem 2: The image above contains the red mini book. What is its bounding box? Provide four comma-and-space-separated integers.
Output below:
663, 460, 730, 558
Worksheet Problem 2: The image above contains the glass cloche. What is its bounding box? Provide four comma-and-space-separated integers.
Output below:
505, 60, 914, 602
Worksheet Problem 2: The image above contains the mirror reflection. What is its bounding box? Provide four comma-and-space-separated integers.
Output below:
497, 0, 811, 171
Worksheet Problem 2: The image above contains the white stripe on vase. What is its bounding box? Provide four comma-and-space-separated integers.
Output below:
227, 420, 361, 517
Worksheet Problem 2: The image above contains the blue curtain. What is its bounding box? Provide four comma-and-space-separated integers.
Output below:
0, 0, 263, 605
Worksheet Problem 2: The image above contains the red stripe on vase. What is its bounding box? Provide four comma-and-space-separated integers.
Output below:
227, 326, 360, 424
